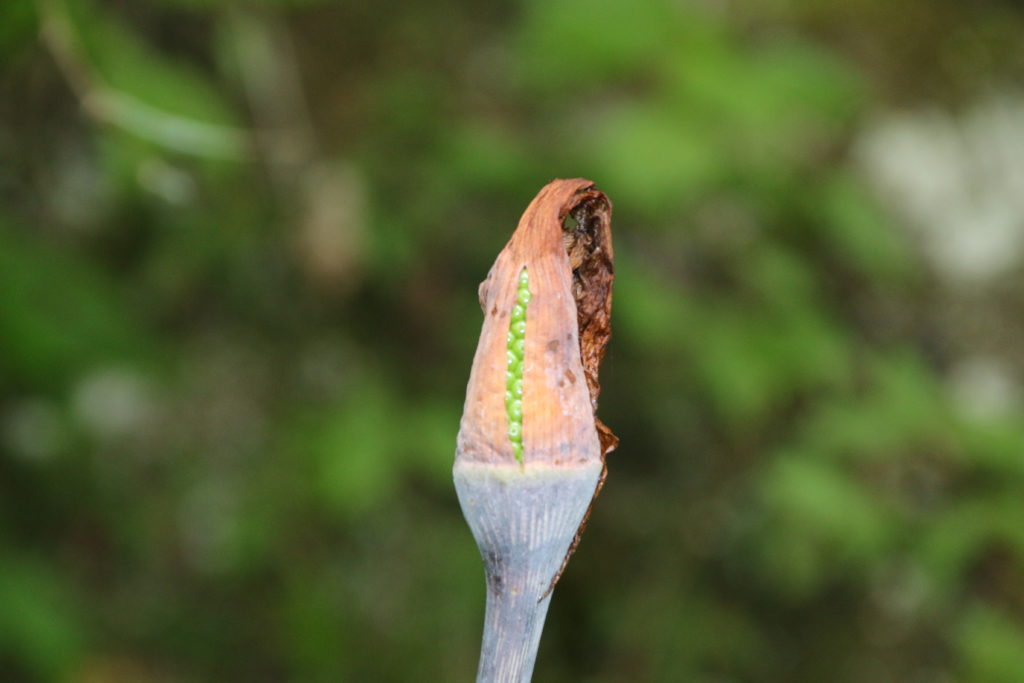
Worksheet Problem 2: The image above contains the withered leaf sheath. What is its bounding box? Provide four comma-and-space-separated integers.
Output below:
454, 178, 615, 683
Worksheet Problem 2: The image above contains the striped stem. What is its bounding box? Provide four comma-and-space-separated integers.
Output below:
454, 460, 604, 683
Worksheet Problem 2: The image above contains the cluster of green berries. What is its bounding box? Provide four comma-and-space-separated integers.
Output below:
506, 268, 531, 463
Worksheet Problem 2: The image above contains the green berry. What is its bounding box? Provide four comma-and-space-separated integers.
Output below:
505, 267, 530, 464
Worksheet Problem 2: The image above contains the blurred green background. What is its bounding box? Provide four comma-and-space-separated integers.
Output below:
4, 0, 1024, 681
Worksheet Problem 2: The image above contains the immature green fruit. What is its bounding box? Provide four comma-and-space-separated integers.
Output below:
504, 268, 531, 463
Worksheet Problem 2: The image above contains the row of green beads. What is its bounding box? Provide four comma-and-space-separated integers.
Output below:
505, 267, 531, 463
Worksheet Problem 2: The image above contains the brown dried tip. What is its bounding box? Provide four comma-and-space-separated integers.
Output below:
456, 178, 617, 468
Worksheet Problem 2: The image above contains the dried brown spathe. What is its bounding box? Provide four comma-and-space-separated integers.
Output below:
456, 178, 617, 468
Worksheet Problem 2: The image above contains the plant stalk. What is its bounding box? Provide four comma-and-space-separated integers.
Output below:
454, 178, 615, 681
454, 461, 604, 683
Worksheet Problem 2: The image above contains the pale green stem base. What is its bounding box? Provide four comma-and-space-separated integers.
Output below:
454, 461, 603, 683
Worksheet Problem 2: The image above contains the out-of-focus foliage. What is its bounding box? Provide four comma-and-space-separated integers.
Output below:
3, 0, 1024, 681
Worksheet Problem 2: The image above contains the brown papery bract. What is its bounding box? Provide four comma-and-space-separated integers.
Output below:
456, 178, 616, 468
